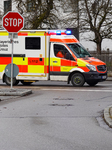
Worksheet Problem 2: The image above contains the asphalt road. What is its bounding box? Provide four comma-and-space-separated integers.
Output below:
0, 80, 112, 150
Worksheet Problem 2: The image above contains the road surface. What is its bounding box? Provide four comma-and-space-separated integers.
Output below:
0, 80, 112, 150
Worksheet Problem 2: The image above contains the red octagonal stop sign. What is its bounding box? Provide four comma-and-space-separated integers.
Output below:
2, 11, 24, 33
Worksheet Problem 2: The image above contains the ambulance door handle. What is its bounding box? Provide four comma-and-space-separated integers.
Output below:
53, 61, 57, 63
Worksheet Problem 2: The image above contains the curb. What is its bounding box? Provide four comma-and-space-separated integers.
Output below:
104, 105, 112, 128
0, 88, 32, 96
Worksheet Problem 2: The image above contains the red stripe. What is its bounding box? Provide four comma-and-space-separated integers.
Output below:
50, 66, 61, 72
72, 61, 77, 66
18, 32, 28, 36
18, 65, 28, 73
50, 38, 79, 43
28, 58, 44, 65
79, 67, 89, 72
61, 59, 77, 66
0, 57, 11, 64
61, 59, 72, 66
44, 66, 49, 73
46, 31, 67, 36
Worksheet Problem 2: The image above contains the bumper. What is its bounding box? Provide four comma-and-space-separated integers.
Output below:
83, 71, 107, 82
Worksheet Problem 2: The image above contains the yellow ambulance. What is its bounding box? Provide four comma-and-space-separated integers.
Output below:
0, 30, 107, 86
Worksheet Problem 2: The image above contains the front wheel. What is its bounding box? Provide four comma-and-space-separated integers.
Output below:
71, 73, 85, 87
4, 75, 19, 86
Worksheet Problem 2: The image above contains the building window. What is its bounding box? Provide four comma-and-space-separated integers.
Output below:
4, 0, 12, 14
25, 37, 41, 50
27, 0, 36, 12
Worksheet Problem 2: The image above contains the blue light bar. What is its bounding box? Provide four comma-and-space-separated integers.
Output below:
66, 30, 71, 35
56, 30, 61, 35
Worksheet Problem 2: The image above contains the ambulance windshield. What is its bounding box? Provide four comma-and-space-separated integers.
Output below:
67, 43, 91, 58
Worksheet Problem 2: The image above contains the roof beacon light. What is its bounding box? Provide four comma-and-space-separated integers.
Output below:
56, 30, 61, 35
66, 30, 71, 35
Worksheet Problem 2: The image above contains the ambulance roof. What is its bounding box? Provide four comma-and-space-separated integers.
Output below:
50, 35, 79, 43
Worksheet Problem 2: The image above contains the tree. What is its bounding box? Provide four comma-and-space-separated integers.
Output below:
54, 0, 78, 29
13, 0, 79, 29
53, 0, 112, 54
78, 0, 112, 54
14, 0, 59, 29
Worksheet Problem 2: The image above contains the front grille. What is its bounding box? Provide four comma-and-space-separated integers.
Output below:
97, 65, 106, 72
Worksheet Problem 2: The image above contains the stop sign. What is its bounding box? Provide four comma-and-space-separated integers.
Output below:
2, 11, 24, 33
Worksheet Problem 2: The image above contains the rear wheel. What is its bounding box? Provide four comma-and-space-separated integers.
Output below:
4, 75, 19, 86
71, 73, 85, 87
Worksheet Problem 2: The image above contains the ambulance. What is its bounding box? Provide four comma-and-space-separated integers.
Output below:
0, 30, 107, 87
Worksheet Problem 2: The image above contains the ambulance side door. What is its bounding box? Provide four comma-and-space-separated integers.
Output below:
50, 43, 77, 80
25, 36, 46, 77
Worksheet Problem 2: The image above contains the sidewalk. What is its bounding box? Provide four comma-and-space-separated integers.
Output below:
104, 106, 112, 128
0, 88, 32, 96
102, 76, 112, 127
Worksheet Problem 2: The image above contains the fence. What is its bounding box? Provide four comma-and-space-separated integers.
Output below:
89, 51, 112, 73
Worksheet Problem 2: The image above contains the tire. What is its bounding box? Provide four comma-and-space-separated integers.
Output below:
86, 81, 98, 86
21, 81, 32, 85
71, 73, 85, 87
4, 75, 19, 86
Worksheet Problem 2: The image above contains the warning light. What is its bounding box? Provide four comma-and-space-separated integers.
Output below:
65, 30, 71, 35
47, 30, 70, 35
56, 30, 61, 35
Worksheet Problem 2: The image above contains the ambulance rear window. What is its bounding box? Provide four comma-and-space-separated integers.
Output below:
25, 37, 41, 50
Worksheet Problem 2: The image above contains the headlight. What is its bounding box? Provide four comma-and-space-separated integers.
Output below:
86, 64, 96, 71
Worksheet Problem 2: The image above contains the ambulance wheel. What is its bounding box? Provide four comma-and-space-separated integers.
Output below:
4, 75, 19, 86
21, 81, 32, 85
71, 73, 85, 87
86, 81, 98, 86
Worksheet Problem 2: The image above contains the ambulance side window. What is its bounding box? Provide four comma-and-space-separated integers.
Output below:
25, 37, 41, 50
54, 44, 74, 60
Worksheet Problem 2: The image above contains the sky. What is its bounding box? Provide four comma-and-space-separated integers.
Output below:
80, 36, 112, 52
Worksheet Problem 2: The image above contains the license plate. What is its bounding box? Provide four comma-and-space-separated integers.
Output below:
102, 75, 107, 79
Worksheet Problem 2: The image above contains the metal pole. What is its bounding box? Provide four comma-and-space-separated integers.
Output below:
11, 33, 13, 89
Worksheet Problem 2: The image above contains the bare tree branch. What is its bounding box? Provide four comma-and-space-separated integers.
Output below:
78, 0, 112, 54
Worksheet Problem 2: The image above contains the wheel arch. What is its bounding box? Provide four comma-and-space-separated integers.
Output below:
68, 70, 85, 84
3, 73, 19, 85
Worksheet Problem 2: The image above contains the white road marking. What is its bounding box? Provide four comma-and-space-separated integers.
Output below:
42, 88, 112, 92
